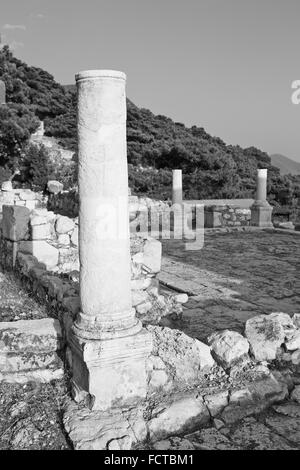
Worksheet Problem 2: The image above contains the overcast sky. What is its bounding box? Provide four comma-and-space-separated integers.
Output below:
1, 0, 300, 162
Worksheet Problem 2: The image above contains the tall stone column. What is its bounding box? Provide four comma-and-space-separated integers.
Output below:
172, 169, 183, 205
70, 70, 152, 410
251, 168, 273, 228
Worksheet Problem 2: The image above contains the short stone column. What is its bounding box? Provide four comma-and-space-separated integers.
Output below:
172, 169, 183, 205
251, 169, 273, 228
70, 70, 152, 410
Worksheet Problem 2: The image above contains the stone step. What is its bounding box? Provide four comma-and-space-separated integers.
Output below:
0, 318, 64, 383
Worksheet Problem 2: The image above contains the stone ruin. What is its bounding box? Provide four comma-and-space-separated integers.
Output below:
0, 69, 299, 450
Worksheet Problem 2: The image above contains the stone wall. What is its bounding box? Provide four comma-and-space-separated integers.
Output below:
0, 203, 186, 327
0, 184, 44, 216
204, 204, 252, 228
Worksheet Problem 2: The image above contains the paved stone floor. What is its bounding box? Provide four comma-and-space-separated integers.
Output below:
160, 229, 300, 342
153, 402, 300, 450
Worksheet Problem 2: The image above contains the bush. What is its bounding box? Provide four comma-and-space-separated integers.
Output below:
20, 143, 55, 191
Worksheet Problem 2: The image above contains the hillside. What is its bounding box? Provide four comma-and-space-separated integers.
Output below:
271, 154, 300, 176
0, 45, 299, 203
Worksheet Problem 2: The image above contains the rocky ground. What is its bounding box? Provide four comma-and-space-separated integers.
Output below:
160, 229, 300, 341
1, 229, 300, 450
151, 401, 300, 450
0, 268, 70, 450
0, 269, 48, 322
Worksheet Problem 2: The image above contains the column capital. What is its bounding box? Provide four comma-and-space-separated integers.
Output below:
75, 70, 126, 82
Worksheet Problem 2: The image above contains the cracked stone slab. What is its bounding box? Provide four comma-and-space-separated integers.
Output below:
230, 418, 295, 450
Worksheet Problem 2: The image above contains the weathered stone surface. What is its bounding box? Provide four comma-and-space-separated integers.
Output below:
0, 351, 62, 373
153, 437, 195, 450
2, 205, 30, 241
149, 369, 169, 389
266, 414, 300, 445
148, 393, 210, 440
0, 367, 63, 384
19, 189, 37, 201
292, 314, 300, 329
70, 226, 78, 246
142, 238, 162, 274
291, 386, 300, 403
1, 181, 12, 191
207, 330, 249, 368
18, 241, 59, 269
185, 428, 240, 450
132, 290, 149, 307
57, 233, 70, 246
55, 215, 75, 234
31, 223, 51, 240
0, 318, 63, 353
47, 180, 63, 194
204, 390, 229, 417
291, 350, 300, 365
245, 313, 293, 361
30, 215, 48, 226
63, 401, 145, 450
277, 221, 295, 230
273, 403, 300, 418
174, 293, 188, 304
231, 417, 293, 450
107, 436, 132, 450
221, 373, 288, 424
285, 330, 300, 351
146, 325, 215, 385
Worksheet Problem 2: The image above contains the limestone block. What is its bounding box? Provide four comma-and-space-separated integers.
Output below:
245, 313, 295, 361
57, 233, 70, 246
148, 393, 210, 440
31, 223, 51, 240
70, 226, 78, 246
142, 238, 162, 274
64, 402, 146, 450
146, 326, 215, 385
30, 215, 48, 226
25, 200, 37, 210
19, 189, 37, 201
0, 368, 64, 384
47, 180, 64, 194
277, 221, 295, 230
136, 301, 152, 315
0, 319, 63, 353
56, 215, 75, 234
2, 205, 30, 241
149, 369, 169, 389
291, 385, 300, 403
207, 330, 250, 369
204, 391, 229, 417
250, 201, 273, 228
174, 293, 188, 304
14, 200, 26, 206
285, 330, 300, 351
132, 290, 149, 307
70, 328, 153, 410
1, 181, 13, 191
0, 351, 62, 373
31, 209, 56, 223
18, 240, 59, 269
292, 314, 300, 329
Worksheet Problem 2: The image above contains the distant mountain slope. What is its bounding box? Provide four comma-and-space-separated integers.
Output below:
1, 45, 297, 202
270, 154, 300, 175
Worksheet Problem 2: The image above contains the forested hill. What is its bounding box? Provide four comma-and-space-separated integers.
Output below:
0, 45, 297, 202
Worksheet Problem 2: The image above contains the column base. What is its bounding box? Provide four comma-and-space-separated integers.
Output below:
250, 200, 273, 228
69, 326, 152, 411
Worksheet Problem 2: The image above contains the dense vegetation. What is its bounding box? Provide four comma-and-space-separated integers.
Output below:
0, 45, 299, 208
